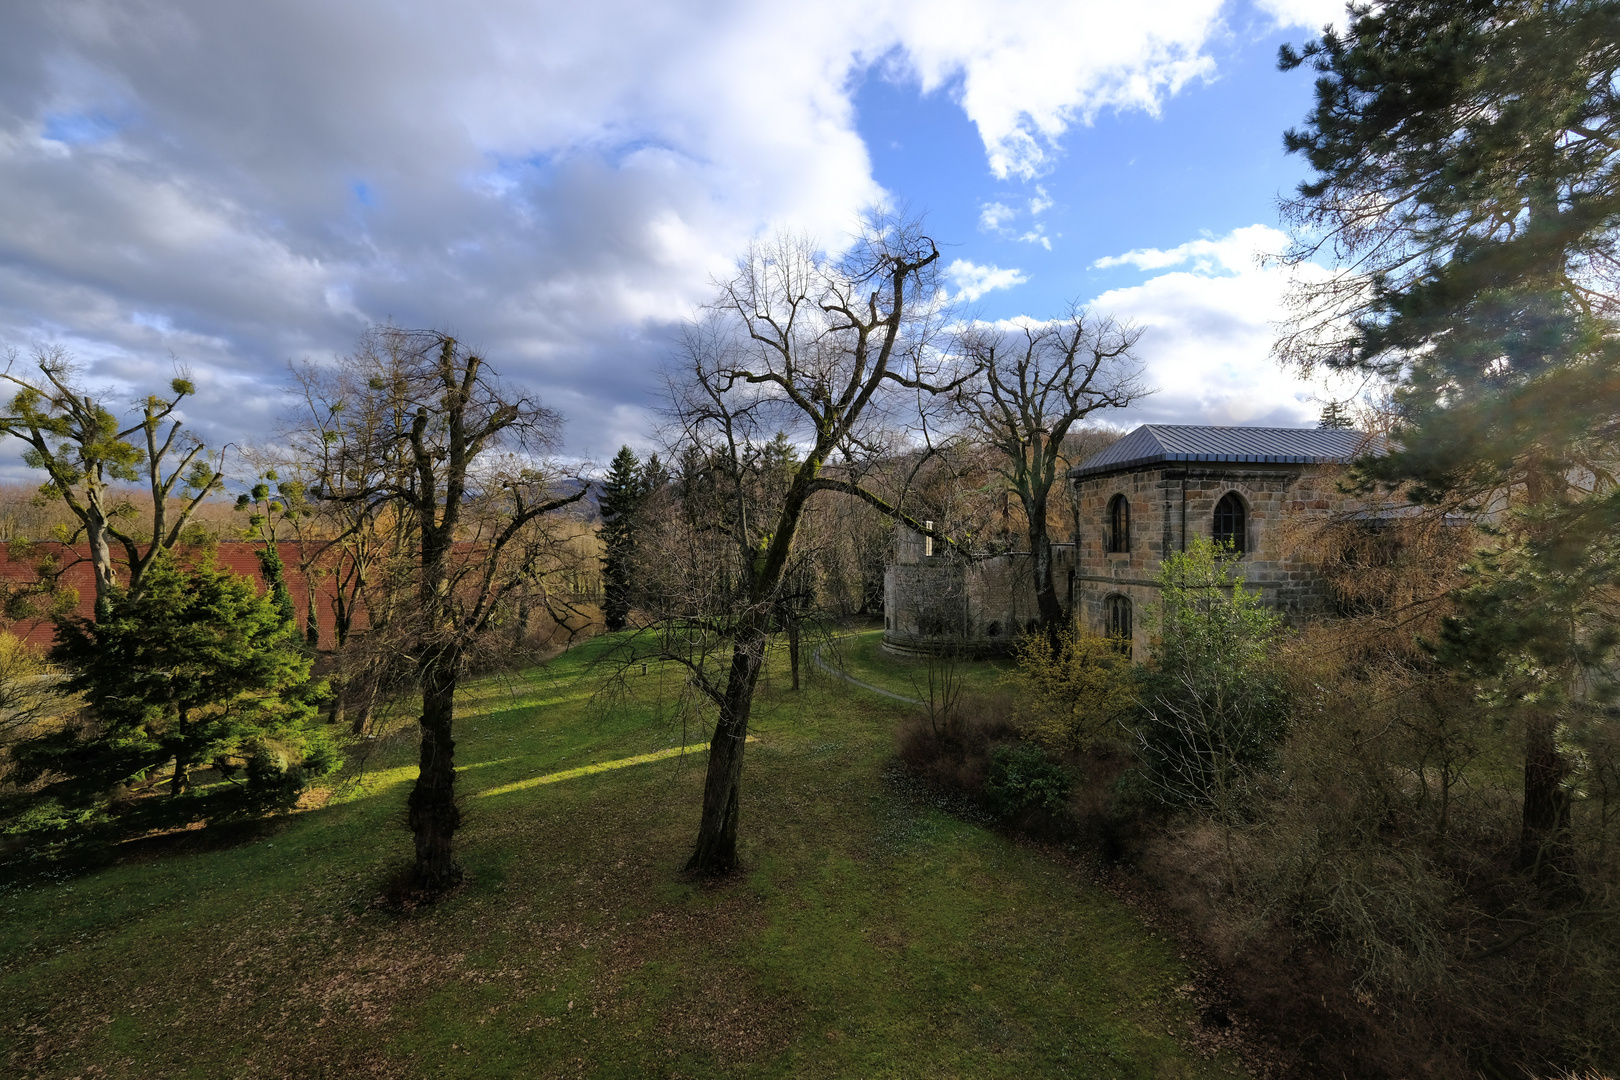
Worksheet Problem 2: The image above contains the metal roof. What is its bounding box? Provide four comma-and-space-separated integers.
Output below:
1068, 424, 1380, 479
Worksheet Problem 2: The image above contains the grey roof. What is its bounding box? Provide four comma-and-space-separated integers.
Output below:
1068, 424, 1380, 479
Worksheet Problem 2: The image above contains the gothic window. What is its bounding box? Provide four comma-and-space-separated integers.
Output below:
1213, 492, 1247, 554
1106, 494, 1131, 553
1105, 594, 1132, 656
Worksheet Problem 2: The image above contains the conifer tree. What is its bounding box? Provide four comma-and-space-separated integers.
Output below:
14, 549, 328, 811
599, 445, 643, 631
0, 349, 226, 614
1278, 0, 1620, 870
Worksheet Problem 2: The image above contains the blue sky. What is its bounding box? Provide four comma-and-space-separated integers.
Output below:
855, 14, 1318, 317
0, 0, 1353, 466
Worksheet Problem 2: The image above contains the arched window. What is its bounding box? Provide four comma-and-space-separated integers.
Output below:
1105, 594, 1132, 656
1106, 494, 1131, 553
1213, 492, 1247, 554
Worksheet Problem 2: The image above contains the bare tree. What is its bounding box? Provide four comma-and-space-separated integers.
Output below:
303, 328, 584, 889
952, 307, 1148, 642
657, 221, 970, 875
277, 363, 422, 731
0, 347, 225, 612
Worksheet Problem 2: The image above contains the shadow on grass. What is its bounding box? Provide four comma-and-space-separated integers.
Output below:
1, 807, 291, 891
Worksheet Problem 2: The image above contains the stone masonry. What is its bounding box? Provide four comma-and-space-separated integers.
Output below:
1066, 425, 1375, 657
883, 524, 1077, 658
1070, 464, 1354, 655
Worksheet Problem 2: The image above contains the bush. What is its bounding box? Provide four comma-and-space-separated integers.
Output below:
1011, 628, 1136, 752
984, 742, 1073, 818
895, 691, 1018, 796
1131, 538, 1288, 815
211, 730, 342, 821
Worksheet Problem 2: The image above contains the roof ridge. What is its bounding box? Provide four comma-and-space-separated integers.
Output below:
1068, 423, 1378, 480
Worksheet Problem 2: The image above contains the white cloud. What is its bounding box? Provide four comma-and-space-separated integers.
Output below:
947, 259, 1029, 302
0, 0, 1245, 459
1083, 224, 1355, 427
889, 0, 1225, 178
979, 201, 1018, 232
1091, 224, 1282, 274
1018, 227, 1052, 250
1254, 0, 1348, 32
1028, 184, 1053, 216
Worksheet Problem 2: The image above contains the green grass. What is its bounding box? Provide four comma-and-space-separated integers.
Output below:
818, 627, 1017, 701
1, 635, 1245, 1079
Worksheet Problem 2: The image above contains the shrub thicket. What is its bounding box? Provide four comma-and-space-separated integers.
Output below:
984, 742, 1073, 818
1132, 539, 1289, 819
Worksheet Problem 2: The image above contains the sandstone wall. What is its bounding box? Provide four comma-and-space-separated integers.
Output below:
1070, 463, 1360, 652
883, 536, 1076, 657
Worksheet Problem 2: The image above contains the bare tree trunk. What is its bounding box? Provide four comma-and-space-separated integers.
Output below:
326, 671, 347, 726
1027, 491, 1065, 650
685, 626, 766, 875
408, 650, 463, 888
86, 516, 117, 615
351, 677, 376, 736
169, 711, 191, 796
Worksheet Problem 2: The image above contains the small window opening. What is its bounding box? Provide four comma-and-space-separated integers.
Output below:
1105, 594, 1132, 657
1213, 492, 1247, 555
1106, 494, 1131, 553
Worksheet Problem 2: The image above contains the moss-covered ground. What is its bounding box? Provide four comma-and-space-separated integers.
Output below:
1, 634, 1246, 1079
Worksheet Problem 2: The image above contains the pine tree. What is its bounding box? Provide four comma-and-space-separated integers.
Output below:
14, 549, 329, 815
1279, 0, 1620, 871
599, 445, 643, 631
236, 472, 305, 631
1317, 401, 1353, 430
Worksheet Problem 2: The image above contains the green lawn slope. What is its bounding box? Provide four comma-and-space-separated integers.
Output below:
1, 635, 1247, 1080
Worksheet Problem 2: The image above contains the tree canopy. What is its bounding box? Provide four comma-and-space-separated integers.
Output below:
1278, 0, 1620, 870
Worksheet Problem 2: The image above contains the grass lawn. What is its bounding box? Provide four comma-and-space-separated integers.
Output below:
815, 626, 1017, 701
1, 634, 1246, 1079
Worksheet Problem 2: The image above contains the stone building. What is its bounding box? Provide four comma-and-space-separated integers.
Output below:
882, 424, 1373, 658
1066, 424, 1373, 656
883, 524, 1077, 657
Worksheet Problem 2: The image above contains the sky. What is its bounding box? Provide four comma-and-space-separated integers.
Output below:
0, 0, 1358, 471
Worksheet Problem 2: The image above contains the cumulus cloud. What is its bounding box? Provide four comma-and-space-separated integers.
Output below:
889, 0, 1224, 178
1018, 227, 1052, 250
1254, 0, 1349, 32
946, 259, 1029, 302
0, 0, 1248, 464
979, 201, 1018, 232
1083, 224, 1354, 428
1091, 225, 1280, 273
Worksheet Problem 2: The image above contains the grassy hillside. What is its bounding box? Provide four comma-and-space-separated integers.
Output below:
1, 635, 1246, 1079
